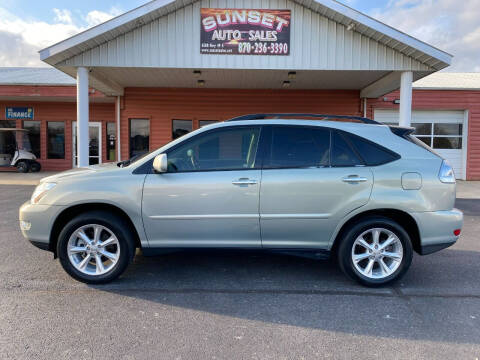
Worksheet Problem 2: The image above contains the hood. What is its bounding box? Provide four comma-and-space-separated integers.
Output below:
40, 162, 120, 183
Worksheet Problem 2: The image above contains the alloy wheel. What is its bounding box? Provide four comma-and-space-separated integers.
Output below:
351, 227, 403, 279
67, 224, 120, 276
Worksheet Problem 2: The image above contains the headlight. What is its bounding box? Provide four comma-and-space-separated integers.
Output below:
438, 160, 456, 184
31, 182, 56, 204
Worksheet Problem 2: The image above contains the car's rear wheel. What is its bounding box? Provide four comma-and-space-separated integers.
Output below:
57, 211, 135, 284
337, 216, 413, 287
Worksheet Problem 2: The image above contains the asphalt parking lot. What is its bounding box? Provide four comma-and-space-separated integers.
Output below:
1, 184, 479, 359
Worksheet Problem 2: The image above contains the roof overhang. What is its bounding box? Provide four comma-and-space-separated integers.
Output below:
39, 0, 452, 97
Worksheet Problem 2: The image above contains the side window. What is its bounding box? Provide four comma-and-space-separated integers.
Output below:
331, 131, 363, 167
345, 133, 400, 166
167, 126, 260, 172
265, 126, 330, 168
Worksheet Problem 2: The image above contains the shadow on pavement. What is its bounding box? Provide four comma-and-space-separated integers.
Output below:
95, 248, 480, 345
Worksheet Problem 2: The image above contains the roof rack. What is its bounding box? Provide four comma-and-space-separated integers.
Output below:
227, 113, 380, 125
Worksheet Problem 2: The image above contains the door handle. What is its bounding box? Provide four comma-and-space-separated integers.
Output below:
232, 178, 258, 186
342, 176, 368, 183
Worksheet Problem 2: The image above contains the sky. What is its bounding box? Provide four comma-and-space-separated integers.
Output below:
0, 0, 478, 71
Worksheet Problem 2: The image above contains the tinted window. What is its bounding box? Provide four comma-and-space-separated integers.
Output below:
47, 122, 65, 159
172, 120, 192, 140
167, 127, 260, 172
129, 119, 149, 158
265, 126, 330, 168
345, 133, 399, 166
331, 131, 362, 167
23, 120, 41, 158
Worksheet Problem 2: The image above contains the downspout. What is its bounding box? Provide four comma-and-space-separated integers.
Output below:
363, 97, 367, 118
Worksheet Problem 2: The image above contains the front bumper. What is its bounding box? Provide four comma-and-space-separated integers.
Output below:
19, 201, 66, 252
411, 208, 463, 255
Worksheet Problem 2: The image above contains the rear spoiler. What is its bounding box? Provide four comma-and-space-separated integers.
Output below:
388, 125, 415, 139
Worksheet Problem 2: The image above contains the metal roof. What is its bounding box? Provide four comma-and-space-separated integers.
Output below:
40, 0, 452, 71
0, 67, 75, 86
413, 73, 480, 90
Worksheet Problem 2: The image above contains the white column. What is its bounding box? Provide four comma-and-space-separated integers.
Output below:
116, 96, 122, 161
76, 67, 89, 167
399, 71, 413, 127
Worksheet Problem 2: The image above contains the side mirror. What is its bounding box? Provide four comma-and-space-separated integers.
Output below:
153, 153, 168, 173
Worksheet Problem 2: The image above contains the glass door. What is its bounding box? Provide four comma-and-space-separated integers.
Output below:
72, 122, 102, 166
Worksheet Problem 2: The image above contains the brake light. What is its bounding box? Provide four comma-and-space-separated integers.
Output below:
454, 229, 461, 236
438, 160, 456, 184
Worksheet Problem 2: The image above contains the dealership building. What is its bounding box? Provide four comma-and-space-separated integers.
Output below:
1, 0, 479, 179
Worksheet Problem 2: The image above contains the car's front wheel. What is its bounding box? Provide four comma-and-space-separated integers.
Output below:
57, 211, 135, 284
337, 216, 413, 287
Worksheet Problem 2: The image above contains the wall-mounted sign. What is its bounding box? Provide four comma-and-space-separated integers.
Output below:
5, 107, 34, 120
200, 8, 291, 55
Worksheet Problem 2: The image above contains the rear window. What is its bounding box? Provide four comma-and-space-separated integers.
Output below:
344, 132, 400, 166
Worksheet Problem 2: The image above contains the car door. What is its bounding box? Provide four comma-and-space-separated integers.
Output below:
142, 125, 263, 248
259, 126, 373, 249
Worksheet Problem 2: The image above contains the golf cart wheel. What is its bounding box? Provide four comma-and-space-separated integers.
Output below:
16, 161, 30, 173
30, 161, 41, 172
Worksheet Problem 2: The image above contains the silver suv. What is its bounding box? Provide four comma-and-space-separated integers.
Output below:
19, 114, 463, 286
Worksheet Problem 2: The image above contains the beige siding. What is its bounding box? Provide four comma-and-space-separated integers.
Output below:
60, 0, 432, 71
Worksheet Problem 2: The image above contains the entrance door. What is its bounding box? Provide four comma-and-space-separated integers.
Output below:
72, 122, 102, 166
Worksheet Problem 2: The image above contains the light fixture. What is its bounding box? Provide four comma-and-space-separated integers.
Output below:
197, 80, 205, 87
193, 70, 202, 78
383, 97, 389, 102
346, 22, 356, 31
288, 71, 296, 80
393, 99, 401, 104
282, 81, 291, 88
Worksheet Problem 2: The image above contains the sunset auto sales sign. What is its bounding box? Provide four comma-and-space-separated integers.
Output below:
200, 8, 291, 55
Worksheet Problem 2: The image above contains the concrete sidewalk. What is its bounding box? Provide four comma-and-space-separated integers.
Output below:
0, 171, 58, 185
0, 171, 479, 198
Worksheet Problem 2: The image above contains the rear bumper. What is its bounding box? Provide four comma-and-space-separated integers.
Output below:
19, 201, 65, 252
411, 208, 463, 255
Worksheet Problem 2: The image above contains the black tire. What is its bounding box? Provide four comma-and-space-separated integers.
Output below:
57, 211, 135, 284
337, 216, 413, 287
30, 161, 41, 172
16, 161, 30, 173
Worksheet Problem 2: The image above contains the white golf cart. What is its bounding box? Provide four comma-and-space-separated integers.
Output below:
0, 128, 41, 173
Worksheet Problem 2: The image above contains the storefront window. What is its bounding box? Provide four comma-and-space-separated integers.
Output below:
106, 122, 116, 161
0, 120, 16, 128
47, 122, 65, 159
23, 120, 41, 158
172, 120, 192, 140
129, 119, 149, 158
199, 120, 217, 127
